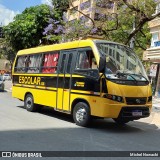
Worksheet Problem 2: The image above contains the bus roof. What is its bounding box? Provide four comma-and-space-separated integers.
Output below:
16, 39, 125, 55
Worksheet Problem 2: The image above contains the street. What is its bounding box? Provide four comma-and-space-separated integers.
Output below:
0, 84, 160, 157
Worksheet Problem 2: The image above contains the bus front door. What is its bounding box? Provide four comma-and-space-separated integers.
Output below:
57, 51, 75, 112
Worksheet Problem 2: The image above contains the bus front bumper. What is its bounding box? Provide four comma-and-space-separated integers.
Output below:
92, 103, 152, 120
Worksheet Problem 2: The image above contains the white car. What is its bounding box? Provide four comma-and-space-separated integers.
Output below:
0, 76, 5, 91
3, 74, 11, 80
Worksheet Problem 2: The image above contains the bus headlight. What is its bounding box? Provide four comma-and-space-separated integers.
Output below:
104, 94, 124, 103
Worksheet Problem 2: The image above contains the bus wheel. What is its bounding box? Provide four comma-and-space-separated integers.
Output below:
113, 118, 130, 125
24, 94, 37, 112
73, 102, 91, 127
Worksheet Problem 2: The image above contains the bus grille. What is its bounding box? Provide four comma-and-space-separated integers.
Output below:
125, 97, 147, 105
120, 107, 150, 118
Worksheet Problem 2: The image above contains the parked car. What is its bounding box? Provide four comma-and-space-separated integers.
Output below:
3, 74, 11, 80
0, 76, 5, 91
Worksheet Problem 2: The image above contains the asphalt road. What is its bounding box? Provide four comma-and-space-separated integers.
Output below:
0, 91, 160, 159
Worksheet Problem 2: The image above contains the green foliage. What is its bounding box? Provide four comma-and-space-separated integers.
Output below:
64, 0, 157, 60
4, 4, 52, 51
64, 20, 92, 41
104, 0, 155, 46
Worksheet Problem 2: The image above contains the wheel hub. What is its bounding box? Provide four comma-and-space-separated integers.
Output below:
76, 108, 87, 122
26, 97, 32, 108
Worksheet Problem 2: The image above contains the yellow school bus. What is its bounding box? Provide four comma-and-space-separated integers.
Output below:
12, 39, 152, 126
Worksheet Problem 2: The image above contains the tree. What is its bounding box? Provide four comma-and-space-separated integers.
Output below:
63, 0, 159, 50
3, 4, 52, 52
41, 0, 70, 44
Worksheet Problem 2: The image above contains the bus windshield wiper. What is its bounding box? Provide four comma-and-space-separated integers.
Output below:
116, 71, 149, 82
116, 72, 137, 83
129, 73, 149, 82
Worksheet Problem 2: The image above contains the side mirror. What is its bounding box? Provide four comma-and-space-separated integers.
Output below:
99, 55, 106, 73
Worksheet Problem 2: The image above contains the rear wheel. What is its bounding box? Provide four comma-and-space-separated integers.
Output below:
24, 94, 37, 112
73, 102, 91, 127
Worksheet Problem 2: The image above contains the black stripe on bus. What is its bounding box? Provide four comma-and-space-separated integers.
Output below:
12, 75, 102, 93
13, 85, 101, 97
71, 92, 100, 97
13, 85, 57, 92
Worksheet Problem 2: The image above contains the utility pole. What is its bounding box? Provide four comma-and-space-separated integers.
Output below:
130, 16, 135, 49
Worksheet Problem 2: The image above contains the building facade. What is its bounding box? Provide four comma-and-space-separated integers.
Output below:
66, 0, 117, 26
0, 59, 11, 74
143, 3, 160, 97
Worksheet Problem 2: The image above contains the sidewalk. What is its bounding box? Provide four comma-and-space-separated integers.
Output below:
152, 96, 160, 110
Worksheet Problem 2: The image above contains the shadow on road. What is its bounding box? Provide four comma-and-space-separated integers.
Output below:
0, 105, 159, 152
16, 105, 158, 134
0, 122, 159, 152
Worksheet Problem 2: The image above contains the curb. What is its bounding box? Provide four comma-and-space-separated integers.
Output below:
5, 89, 12, 93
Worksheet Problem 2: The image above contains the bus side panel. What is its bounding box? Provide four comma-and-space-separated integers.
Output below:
70, 93, 127, 118
12, 86, 57, 108
12, 86, 25, 100
62, 90, 70, 111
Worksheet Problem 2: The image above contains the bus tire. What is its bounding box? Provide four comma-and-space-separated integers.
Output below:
113, 118, 130, 125
24, 94, 37, 112
73, 102, 91, 127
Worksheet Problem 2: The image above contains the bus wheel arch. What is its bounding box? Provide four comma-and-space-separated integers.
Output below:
71, 99, 91, 127
24, 92, 37, 112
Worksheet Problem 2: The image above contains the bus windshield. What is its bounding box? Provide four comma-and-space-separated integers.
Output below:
96, 42, 148, 81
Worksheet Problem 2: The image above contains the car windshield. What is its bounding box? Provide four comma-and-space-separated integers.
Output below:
96, 42, 148, 81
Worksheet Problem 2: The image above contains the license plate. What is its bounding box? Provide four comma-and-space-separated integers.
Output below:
132, 111, 142, 116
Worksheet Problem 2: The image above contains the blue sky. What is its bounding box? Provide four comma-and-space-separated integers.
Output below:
0, 0, 52, 26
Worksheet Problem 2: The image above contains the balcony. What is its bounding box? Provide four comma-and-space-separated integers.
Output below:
143, 46, 160, 62
148, 17, 160, 28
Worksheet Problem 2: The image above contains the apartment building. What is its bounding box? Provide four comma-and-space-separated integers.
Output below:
0, 59, 11, 74
143, 2, 160, 97
66, 0, 117, 26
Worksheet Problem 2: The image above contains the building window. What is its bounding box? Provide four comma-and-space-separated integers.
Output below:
80, 0, 91, 10
151, 32, 159, 47
94, 13, 107, 21
96, 0, 114, 9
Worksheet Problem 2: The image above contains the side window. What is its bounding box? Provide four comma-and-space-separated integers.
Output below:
59, 50, 76, 74
59, 54, 66, 73
15, 56, 27, 73
27, 54, 42, 73
66, 54, 73, 73
42, 52, 59, 73
76, 48, 97, 70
